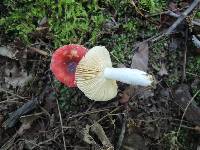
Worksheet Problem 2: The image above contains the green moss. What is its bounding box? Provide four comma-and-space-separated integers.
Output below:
187, 56, 200, 77
54, 81, 91, 111
149, 37, 184, 86
1, 0, 108, 46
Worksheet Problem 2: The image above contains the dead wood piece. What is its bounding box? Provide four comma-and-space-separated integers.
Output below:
174, 84, 200, 125
28, 47, 49, 56
2, 98, 39, 129
0, 47, 17, 59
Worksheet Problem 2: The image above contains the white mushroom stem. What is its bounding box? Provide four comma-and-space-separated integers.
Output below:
104, 68, 153, 86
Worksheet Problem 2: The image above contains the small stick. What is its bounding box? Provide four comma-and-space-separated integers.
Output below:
177, 89, 200, 137
182, 28, 188, 81
167, 11, 200, 26
0, 88, 28, 100
116, 112, 127, 150
151, 0, 200, 43
55, 96, 67, 150
166, 0, 200, 35
90, 121, 113, 149
28, 47, 50, 56
68, 108, 111, 119
50, 81, 67, 150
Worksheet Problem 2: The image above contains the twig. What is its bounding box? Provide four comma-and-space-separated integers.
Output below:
167, 11, 200, 26
0, 133, 18, 150
182, 28, 188, 81
68, 107, 113, 119
130, 0, 159, 25
177, 89, 200, 137
0, 88, 28, 100
192, 35, 200, 48
145, 6, 189, 17
50, 82, 67, 150
172, 123, 200, 132
55, 97, 67, 150
95, 107, 121, 123
166, 0, 200, 35
28, 47, 50, 56
186, 71, 200, 78
56, 98, 67, 150
151, 0, 200, 43
0, 100, 23, 104
116, 112, 127, 150
2, 98, 38, 129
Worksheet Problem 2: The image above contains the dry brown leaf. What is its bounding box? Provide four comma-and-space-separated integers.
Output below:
119, 86, 135, 104
120, 41, 151, 103
131, 41, 149, 72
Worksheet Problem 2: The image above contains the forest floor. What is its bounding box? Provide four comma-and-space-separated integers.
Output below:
1, 0, 200, 150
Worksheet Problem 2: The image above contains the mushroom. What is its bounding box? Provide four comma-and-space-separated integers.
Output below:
75, 46, 154, 101
50, 44, 87, 87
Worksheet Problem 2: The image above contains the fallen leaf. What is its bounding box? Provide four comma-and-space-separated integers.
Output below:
120, 41, 153, 103
90, 121, 114, 149
192, 35, 200, 48
131, 41, 149, 72
158, 63, 168, 76
4, 64, 32, 88
0, 47, 17, 59
17, 122, 32, 136
82, 125, 96, 145
38, 16, 48, 26
17, 112, 43, 135
81, 122, 114, 150
119, 86, 135, 104
168, 2, 178, 11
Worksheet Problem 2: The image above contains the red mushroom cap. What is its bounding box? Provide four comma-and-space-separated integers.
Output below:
50, 44, 87, 87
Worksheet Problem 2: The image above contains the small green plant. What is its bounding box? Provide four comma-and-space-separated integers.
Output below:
138, 0, 166, 14
54, 81, 77, 111
187, 55, 200, 104
187, 56, 200, 77
163, 129, 191, 150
